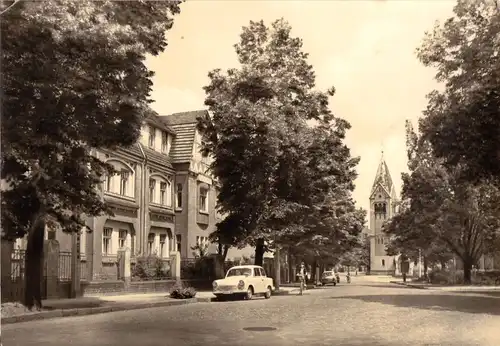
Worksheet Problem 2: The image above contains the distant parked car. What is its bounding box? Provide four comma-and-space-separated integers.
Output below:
321, 271, 337, 286
212, 265, 275, 300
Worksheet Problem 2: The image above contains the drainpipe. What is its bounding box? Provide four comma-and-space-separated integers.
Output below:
138, 144, 147, 255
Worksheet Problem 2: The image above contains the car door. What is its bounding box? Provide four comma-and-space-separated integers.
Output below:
257, 267, 267, 293
250, 268, 261, 293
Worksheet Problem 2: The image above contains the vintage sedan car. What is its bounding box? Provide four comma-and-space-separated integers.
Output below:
320, 271, 337, 286
212, 265, 275, 300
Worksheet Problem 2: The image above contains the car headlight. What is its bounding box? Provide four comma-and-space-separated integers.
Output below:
237, 280, 245, 290
212, 281, 218, 289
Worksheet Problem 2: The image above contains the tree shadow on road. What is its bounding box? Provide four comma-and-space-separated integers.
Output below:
360, 284, 423, 290
455, 291, 500, 298
329, 294, 500, 315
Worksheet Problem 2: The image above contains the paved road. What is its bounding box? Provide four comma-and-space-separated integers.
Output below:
3, 282, 500, 346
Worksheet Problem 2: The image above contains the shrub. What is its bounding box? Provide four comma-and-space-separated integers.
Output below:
473, 270, 500, 285
428, 269, 464, 285
132, 254, 171, 281
169, 281, 197, 299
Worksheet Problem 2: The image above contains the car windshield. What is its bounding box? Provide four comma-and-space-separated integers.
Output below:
226, 268, 252, 277
322, 271, 333, 277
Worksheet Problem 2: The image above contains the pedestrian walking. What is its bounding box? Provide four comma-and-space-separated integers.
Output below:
298, 262, 306, 295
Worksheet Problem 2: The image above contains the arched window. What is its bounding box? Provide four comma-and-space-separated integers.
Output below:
104, 159, 135, 198
374, 202, 387, 214
149, 174, 172, 207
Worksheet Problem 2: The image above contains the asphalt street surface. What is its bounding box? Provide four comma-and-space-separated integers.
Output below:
3, 281, 500, 346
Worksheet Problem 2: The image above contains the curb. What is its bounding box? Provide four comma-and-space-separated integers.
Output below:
427, 286, 500, 292
389, 281, 500, 292
390, 281, 427, 289
1, 298, 204, 325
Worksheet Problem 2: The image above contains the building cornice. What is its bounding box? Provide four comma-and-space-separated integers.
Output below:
104, 194, 139, 210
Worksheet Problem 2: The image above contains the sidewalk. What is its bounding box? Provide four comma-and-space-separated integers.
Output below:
1, 288, 296, 325
390, 280, 500, 291
1, 291, 216, 325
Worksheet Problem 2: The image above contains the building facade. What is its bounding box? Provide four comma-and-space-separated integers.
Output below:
368, 154, 398, 275
13, 109, 248, 281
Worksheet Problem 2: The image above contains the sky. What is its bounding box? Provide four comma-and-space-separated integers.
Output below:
145, 0, 456, 213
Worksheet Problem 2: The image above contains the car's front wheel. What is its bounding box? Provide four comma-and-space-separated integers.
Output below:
245, 286, 254, 300
264, 286, 272, 299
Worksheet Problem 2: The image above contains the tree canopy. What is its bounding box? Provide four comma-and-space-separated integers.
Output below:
384, 121, 500, 283
198, 19, 362, 265
1, 0, 182, 309
417, 0, 500, 182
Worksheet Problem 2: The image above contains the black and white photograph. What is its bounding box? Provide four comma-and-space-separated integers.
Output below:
1, 0, 499, 345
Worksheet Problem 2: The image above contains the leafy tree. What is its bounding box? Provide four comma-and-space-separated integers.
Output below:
199, 19, 357, 265
360, 235, 371, 271
417, 0, 500, 182
1, 0, 182, 309
384, 121, 453, 275
385, 122, 500, 283
209, 212, 250, 262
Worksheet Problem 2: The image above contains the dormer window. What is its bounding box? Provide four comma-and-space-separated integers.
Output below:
148, 126, 156, 148
161, 132, 168, 154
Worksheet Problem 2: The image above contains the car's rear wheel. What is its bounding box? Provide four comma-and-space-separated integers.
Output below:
264, 286, 272, 299
245, 286, 254, 300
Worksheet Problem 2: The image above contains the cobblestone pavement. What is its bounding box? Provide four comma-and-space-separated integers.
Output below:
3, 282, 500, 346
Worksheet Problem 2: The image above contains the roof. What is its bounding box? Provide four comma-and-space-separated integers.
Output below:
120, 143, 145, 159
158, 110, 210, 163
161, 110, 208, 126
228, 265, 263, 269
145, 112, 176, 135
141, 144, 173, 170
370, 153, 396, 198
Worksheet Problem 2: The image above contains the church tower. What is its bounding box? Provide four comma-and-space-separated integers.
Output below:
369, 153, 397, 275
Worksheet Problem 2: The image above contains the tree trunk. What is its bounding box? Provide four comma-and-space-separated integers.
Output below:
254, 238, 265, 266
288, 252, 294, 283
24, 219, 46, 310
423, 256, 428, 277
463, 258, 473, 285
222, 245, 229, 262
311, 258, 317, 283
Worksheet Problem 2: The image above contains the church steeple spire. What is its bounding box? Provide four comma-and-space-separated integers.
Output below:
370, 153, 395, 199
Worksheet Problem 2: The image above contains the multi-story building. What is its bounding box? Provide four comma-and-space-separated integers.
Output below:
159, 110, 221, 259
12, 109, 248, 281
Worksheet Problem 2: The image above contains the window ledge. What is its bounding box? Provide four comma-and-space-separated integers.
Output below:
104, 192, 136, 202
199, 210, 209, 215
149, 202, 173, 209
175, 208, 183, 212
